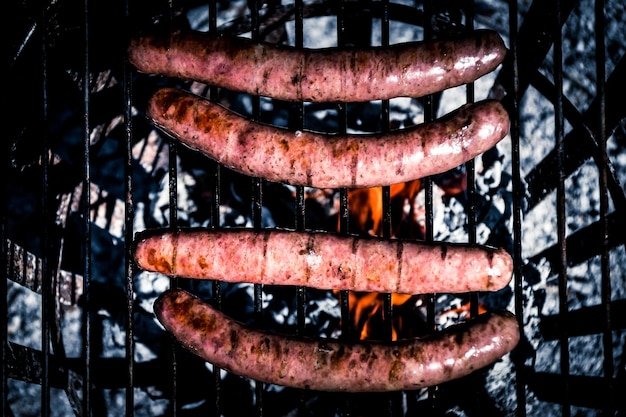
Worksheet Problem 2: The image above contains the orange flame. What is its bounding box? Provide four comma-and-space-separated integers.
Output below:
332, 181, 422, 340
353, 292, 415, 341
343, 180, 422, 238
336, 175, 472, 341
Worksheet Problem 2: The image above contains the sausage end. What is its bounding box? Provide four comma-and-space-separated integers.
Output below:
134, 231, 177, 275
486, 247, 514, 291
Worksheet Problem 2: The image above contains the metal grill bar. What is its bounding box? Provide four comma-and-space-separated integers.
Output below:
335, 3, 352, 416
40, 2, 52, 414
421, 0, 438, 411
1, 201, 7, 417
205, 2, 224, 415
290, 5, 308, 416
523, 59, 626, 213
81, 0, 93, 415
463, 0, 480, 323
380, 2, 396, 415
248, 2, 266, 415
552, 1, 571, 415
539, 299, 626, 339
495, 0, 576, 112
164, 3, 181, 414
595, 0, 616, 412
508, 0, 527, 414
122, 0, 136, 413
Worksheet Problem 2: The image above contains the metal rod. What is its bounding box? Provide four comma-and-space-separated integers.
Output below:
378, 3, 398, 415
248, 2, 265, 415
461, 3, 482, 414
595, 0, 615, 412
165, 1, 180, 413
81, 0, 95, 415
422, 0, 438, 410
335, 2, 353, 416
122, 0, 136, 413
464, 0, 479, 315
205, 2, 224, 415
40, 1, 52, 413
507, 0, 527, 416
523, 65, 626, 216
290, 2, 307, 414
1, 219, 6, 415
379, 0, 393, 345
553, 1, 571, 415
293, 0, 307, 338
336, 0, 351, 344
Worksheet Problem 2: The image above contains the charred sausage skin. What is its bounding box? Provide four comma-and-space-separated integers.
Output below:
154, 288, 520, 392
134, 228, 513, 295
147, 88, 510, 188
128, 29, 507, 103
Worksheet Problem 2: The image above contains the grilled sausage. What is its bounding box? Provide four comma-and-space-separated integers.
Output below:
147, 88, 510, 188
134, 228, 513, 295
154, 288, 520, 392
128, 29, 507, 103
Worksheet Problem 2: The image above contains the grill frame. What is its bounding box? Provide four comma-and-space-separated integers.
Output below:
3, 0, 625, 416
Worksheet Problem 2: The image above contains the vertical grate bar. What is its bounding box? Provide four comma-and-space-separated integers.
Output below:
378, 1, 396, 415
422, 0, 438, 410
464, 1, 481, 321
166, 2, 180, 414
380, 0, 392, 247
293, 0, 307, 342
292, 7, 307, 417
40, 1, 52, 414
508, 0, 527, 416
336, 0, 351, 340
81, 0, 93, 415
248, 3, 265, 416
1, 245, 6, 416
380, 0, 392, 322
462, 3, 482, 414
0, 9, 9, 394
595, 0, 615, 412
335, 3, 353, 417
553, 1, 571, 415
123, 0, 136, 413
206, 2, 224, 415
1, 144, 7, 415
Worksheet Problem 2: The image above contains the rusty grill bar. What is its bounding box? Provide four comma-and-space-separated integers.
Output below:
4, 0, 626, 416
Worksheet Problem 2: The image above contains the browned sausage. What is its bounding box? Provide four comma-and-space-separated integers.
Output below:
147, 88, 510, 188
154, 288, 520, 392
128, 29, 507, 103
134, 228, 513, 295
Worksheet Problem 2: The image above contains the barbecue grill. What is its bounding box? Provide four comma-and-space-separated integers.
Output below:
4, 0, 625, 416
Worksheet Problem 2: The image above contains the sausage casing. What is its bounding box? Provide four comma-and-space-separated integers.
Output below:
128, 29, 507, 103
147, 88, 510, 188
154, 288, 520, 392
134, 228, 513, 295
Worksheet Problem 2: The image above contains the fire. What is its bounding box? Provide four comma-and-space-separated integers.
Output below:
337, 174, 472, 341
347, 292, 415, 341
343, 179, 422, 238
343, 292, 487, 341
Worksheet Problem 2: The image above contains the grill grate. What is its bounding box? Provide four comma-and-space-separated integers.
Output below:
4, 0, 626, 416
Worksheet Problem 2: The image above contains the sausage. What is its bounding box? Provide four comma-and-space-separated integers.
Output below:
147, 88, 510, 188
153, 288, 521, 392
128, 29, 507, 103
134, 228, 513, 295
